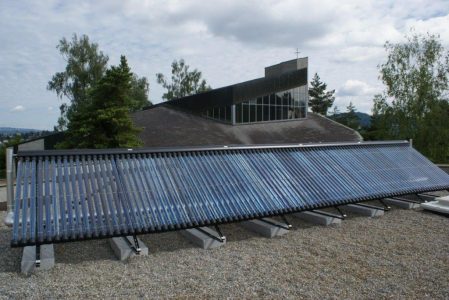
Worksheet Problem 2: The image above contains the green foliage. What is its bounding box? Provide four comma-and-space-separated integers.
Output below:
58, 56, 142, 149
332, 102, 360, 130
308, 73, 335, 116
0, 135, 23, 179
49, 34, 150, 148
129, 75, 152, 111
156, 59, 211, 101
367, 31, 449, 162
48, 34, 109, 131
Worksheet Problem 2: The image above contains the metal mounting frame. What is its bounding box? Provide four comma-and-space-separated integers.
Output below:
17, 140, 411, 158
35, 244, 41, 267
378, 199, 391, 210
351, 203, 387, 211
196, 225, 226, 243
416, 193, 430, 202
392, 197, 421, 204
311, 207, 346, 220
123, 235, 141, 254
259, 215, 292, 230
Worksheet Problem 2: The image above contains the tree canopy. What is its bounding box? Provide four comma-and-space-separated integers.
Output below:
308, 73, 335, 116
156, 59, 211, 101
129, 75, 151, 111
59, 56, 142, 149
48, 34, 151, 148
48, 34, 109, 131
333, 102, 360, 130
368, 32, 449, 162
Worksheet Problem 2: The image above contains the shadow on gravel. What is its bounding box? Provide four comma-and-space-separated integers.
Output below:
54, 239, 117, 264
0, 229, 22, 273
0, 213, 358, 269
420, 210, 449, 219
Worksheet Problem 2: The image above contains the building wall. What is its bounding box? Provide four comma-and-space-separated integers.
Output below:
265, 58, 308, 78
17, 139, 45, 151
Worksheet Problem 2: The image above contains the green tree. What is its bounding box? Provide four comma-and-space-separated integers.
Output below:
333, 102, 360, 130
308, 73, 335, 115
48, 34, 109, 131
330, 106, 340, 117
156, 59, 211, 100
344, 102, 360, 130
129, 74, 152, 111
59, 56, 142, 149
0, 135, 23, 179
374, 31, 449, 162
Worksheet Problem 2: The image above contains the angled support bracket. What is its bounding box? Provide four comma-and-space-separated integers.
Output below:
392, 197, 421, 204
35, 245, 41, 268
259, 215, 292, 230
378, 199, 391, 210
416, 193, 440, 202
334, 206, 347, 219
123, 235, 141, 254
196, 225, 226, 243
351, 203, 386, 211
311, 208, 345, 220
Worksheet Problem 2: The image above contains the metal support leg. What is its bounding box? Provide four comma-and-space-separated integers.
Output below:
123, 235, 141, 254
311, 209, 345, 220
334, 206, 347, 219
392, 197, 421, 204
351, 203, 386, 211
259, 216, 292, 230
196, 226, 226, 243
35, 245, 41, 268
416, 194, 428, 203
280, 215, 292, 229
378, 199, 391, 210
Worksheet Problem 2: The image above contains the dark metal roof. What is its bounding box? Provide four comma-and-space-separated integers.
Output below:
164, 65, 307, 111
11, 141, 449, 247
132, 106, 362, 147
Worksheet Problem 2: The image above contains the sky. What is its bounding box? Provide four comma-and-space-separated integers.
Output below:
1, 0, 449, 130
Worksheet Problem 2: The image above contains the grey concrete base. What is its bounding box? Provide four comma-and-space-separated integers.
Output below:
180, 227, 226, 249
240, 218, 289, 238
342, 204, 384, 217
109, 236, 149, 261
384, 198, 420, 209
3, 211, 13, 227
21, 245, 55, 275
293, 211, 342, 226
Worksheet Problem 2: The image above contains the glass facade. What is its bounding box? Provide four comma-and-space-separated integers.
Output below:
203, 86, 308, 124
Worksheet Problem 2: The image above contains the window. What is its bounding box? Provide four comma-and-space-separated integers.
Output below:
249, 103, 256, 122
203, 86, 307, 124
242, 102, 249, 123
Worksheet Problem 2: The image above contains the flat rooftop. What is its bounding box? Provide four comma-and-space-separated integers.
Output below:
1, 202, 448, 298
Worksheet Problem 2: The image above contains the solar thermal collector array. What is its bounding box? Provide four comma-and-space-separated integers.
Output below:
11, 141, 449, 247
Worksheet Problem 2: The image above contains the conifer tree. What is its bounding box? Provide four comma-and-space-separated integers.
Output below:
308, 73, 335, 116
59, 56, 142, 148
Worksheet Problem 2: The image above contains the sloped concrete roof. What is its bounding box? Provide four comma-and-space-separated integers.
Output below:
132, 105, 362, 147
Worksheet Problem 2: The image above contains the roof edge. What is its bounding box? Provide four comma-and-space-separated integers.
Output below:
17, 140, 410, 157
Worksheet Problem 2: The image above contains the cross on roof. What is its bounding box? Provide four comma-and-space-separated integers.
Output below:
295, 48, 300, 58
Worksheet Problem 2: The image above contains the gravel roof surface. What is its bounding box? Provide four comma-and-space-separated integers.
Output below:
0, 206, 448, 299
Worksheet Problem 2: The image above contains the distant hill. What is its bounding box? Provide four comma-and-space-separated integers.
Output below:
355, 112, 371, 127
0, 127, 41, 135
331, 112, 371, 127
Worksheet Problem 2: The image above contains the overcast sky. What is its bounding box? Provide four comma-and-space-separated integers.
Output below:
1, 0, 449, 130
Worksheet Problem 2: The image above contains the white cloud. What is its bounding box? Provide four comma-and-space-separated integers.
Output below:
0, 0, 449, 128
334, 80, 382, 113
48, 106, 54, 111
10, 105, 25, 112
338, 80, 378, 97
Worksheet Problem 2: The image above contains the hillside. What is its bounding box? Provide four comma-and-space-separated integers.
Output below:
0, 127, 41, 135
331, 112, 371, 128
